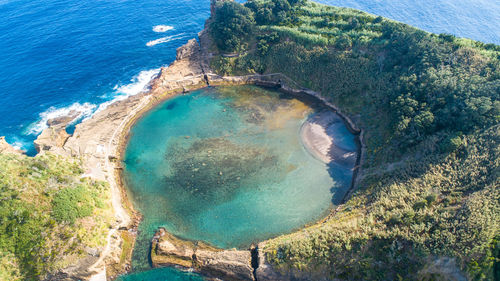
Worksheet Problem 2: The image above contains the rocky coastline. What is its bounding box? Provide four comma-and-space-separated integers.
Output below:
0, 10, 365, 281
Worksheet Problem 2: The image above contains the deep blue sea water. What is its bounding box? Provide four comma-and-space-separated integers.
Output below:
317, 0, 500, 45
0, 0, 499, 279
0, 0, 211, 154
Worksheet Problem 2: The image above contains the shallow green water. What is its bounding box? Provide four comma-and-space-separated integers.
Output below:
122, 85, 356, 273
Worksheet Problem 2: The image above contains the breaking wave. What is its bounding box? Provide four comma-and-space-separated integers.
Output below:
26, 68, 161, 136
153, 25, 174, 33
146, 33, 185, 47
94, 68, 160, 113
26, 102, 96, 135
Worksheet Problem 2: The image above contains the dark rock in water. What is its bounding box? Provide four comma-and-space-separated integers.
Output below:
165, 101, 177, 110
47, 110, 80, 127
162, 137, 285, 204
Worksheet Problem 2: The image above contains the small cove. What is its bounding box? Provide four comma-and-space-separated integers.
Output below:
120, 85, 357, 275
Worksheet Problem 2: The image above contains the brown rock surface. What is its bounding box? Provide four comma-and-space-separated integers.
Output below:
34, 126, 70, 153
151, 228, 254, 280
34, 110, 80, 154
0, 136, 23, 155
151, 228, 199, 268
195, 249, 254, 281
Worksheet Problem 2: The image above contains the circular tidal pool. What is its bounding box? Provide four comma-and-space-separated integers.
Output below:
122, 85, 356, 269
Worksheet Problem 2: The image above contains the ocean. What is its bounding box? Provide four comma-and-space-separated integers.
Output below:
0, 0, 498, 279
0, 0, 211, 155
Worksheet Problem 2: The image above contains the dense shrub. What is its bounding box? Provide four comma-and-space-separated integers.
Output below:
0, 154, 112, 280
52, 185, 95, 224
210, 1, 255, 52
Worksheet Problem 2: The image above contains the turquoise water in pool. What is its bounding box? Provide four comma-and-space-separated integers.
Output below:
118, 267, 204, 281
122, 85, 356, 272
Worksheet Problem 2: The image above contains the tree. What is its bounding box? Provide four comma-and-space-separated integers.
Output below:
211, 1, 255, 52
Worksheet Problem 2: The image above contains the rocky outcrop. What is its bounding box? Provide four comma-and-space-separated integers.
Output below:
196, 249, 254, 281
34, 127, 70, 153
0, 136, 23, 155
151, 228, 255, 281
34, 111, 79, 154
151, 228, 201, 268
149, 38, 208, 96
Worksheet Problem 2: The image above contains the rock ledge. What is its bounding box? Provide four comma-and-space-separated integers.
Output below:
151, 228, 255, 281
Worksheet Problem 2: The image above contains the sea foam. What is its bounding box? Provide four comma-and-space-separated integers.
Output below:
27, 102, 96, 135
146, 33, 185, 47
26, 68, 160, 136
153, 25, 174, 33
94, 68, 160, 113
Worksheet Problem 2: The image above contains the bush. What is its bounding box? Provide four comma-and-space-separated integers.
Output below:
0, 153, 112, 280
440, 134, 464, 153
52, 185, 94, 224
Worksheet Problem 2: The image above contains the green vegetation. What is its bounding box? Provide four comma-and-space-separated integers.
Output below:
52, 184, 99, 224
209, 0, 499, 279
210, 0, 255, 52
0, 153, 113, 280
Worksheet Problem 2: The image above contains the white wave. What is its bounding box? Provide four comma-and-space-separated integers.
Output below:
93, 68, 161, 114
26, 102, 96, 135
11, 138, 28, 152
153, 25, 174, 33
26, 68, 161, 137
146, 33, 185, 47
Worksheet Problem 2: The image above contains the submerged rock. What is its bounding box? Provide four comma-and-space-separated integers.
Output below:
162, 137, 284, 204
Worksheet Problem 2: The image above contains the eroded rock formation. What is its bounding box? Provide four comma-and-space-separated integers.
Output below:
151, 228, 255, 281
